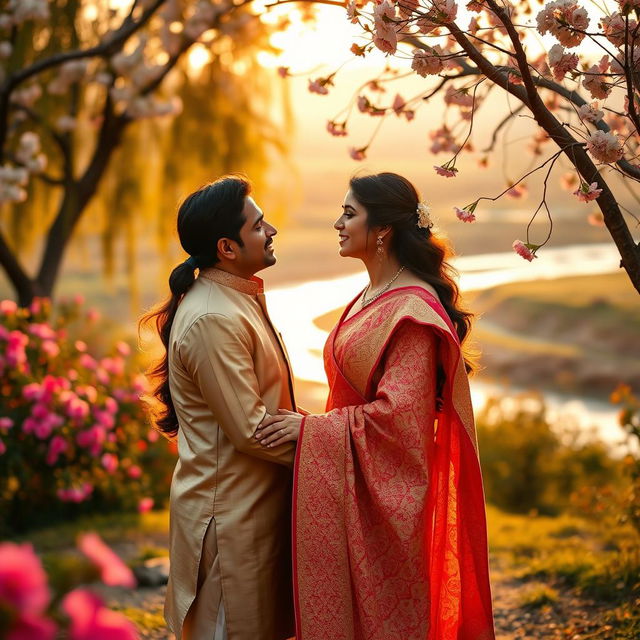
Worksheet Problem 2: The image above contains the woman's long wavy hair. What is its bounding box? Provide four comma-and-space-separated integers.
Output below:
349, 172, 475, 372
139, 176, 250, 438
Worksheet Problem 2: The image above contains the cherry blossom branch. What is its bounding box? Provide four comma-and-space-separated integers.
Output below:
624, 15, 640, 137
482, 104, 526, 153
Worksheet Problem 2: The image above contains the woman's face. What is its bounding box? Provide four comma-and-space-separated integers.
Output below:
334, 189, 375, 259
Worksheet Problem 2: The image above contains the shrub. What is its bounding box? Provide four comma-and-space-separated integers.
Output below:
0, 298, 176, 534
477, 393, 618, 515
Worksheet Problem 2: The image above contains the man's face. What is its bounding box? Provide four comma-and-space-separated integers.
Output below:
235, 196, 277, 276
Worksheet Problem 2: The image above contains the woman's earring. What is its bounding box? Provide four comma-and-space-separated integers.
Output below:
376, 236, 384, 260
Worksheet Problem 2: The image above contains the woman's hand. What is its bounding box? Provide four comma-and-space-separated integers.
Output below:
255, 409, 303, 448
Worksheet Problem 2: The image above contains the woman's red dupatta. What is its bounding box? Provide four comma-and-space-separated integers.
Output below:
292, 287, 494, 640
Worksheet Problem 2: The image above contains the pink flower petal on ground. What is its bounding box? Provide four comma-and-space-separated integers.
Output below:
77, 533, 136, 588
0, 543, 51, 614
62, 589, 138, 640
512, 240, 538, 262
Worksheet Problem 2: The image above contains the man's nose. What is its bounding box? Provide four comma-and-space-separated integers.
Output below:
266, 222, 277, 236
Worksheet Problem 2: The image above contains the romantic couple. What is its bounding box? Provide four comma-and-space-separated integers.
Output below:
142, 172, 495, 640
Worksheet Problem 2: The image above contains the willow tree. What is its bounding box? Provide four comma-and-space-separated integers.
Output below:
297, 0, 640, 293
0, 0, 289, 305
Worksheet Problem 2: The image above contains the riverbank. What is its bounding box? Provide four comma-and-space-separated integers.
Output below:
313, 271, 639, 402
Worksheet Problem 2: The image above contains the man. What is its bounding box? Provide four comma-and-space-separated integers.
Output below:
153, 176, 296, 640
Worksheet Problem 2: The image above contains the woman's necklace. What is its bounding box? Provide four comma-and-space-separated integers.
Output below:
361, 266, 405, 308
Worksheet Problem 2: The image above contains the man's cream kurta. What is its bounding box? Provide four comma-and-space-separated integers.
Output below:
164, 267, 296, 640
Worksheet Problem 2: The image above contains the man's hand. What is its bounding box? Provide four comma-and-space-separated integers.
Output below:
255, 409, 304, 448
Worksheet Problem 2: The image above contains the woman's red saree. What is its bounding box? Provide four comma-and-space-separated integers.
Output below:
292, 287, 494, 640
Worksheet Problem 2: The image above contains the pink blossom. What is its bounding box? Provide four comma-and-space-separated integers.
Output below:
67, 397, 90, 422
22, 383, 42, 401
346, 0, 359, 22
536, 0, 589, 48
308, 78, 329, 95
96, 368, 110, 385
86, 309, 100, 322
392, 93, 406, 115
582, 56, 612, 99
412, 48, 444, 77
77, 534, 136, 588
512, 240, 538, 262
349, 147, 367, 161
506, 183, 528, 199
588, 211, 605, 227
600, 12, 634, 47
0, 543, 50, 614
373, 0, 399, 51
585, 130, 624, 163
94, 410, 115, 430
0, 299, 17, 315
277, 66, 289, 78
33, 412, 63, 440
0, 417, 14, 431
57, 483, 93, 503
430, 126, 460, 154
454, 206, 476, 222
68, 369, 79, 381
444, 85, 474, 108
101, 453, 119, 473
77, 385, 98, 403
115, 341, 131, 357
101, 357, 125, 377
147, 429, 159, 443
434, 165, 458, 177
79, 353, 97, 370
104, 397, 118, 414
76, 425, 106, 456
577, 102, 603, 123
75, 340, 87, 352
46, 436, 68, 465
127, 465, 142, 479
573, 181, 602, 202
41, 341, 60, 358
28, 323, 56, 341
547, 44, 578, 81
62, 589, 137, 640
138, 498, 154, 513
6, 330, 28, 368
0, 439, 5, 455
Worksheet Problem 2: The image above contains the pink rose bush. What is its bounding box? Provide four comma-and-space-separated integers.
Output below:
0, 537, 140, 639
0, 297, 175, 534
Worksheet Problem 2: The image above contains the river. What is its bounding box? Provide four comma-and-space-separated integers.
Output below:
265, 242, 631, 453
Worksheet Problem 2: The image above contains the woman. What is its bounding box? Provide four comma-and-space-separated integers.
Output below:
256, 172, 495, 639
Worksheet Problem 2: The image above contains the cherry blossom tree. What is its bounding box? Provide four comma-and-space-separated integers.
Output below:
0, 0, 290, 306
301, 0, 640, 293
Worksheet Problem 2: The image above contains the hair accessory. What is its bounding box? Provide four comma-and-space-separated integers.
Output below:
185, 256, 200, 269
416, 202, 433, 229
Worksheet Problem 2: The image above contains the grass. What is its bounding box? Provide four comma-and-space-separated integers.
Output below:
518, 583, 559, 609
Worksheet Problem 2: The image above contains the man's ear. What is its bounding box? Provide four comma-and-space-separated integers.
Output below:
217, 237, 237, 261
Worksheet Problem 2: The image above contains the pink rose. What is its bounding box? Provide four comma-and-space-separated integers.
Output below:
77, 534, 136, 588
0, 543, 51, 614
57, 483, 93, 503
46, 435, 68, 465
512, 240, 538, 262
138, 498, 154, 513
0, 299, 18, 315
127, 465, 142, 479
101, 453, 119, 474
0, 417, 14, 431
62, 589, 138, 640
41, 341, 60, 358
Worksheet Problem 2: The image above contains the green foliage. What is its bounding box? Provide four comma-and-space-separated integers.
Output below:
477, 393, 618, 515
517, 583, 559, 609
